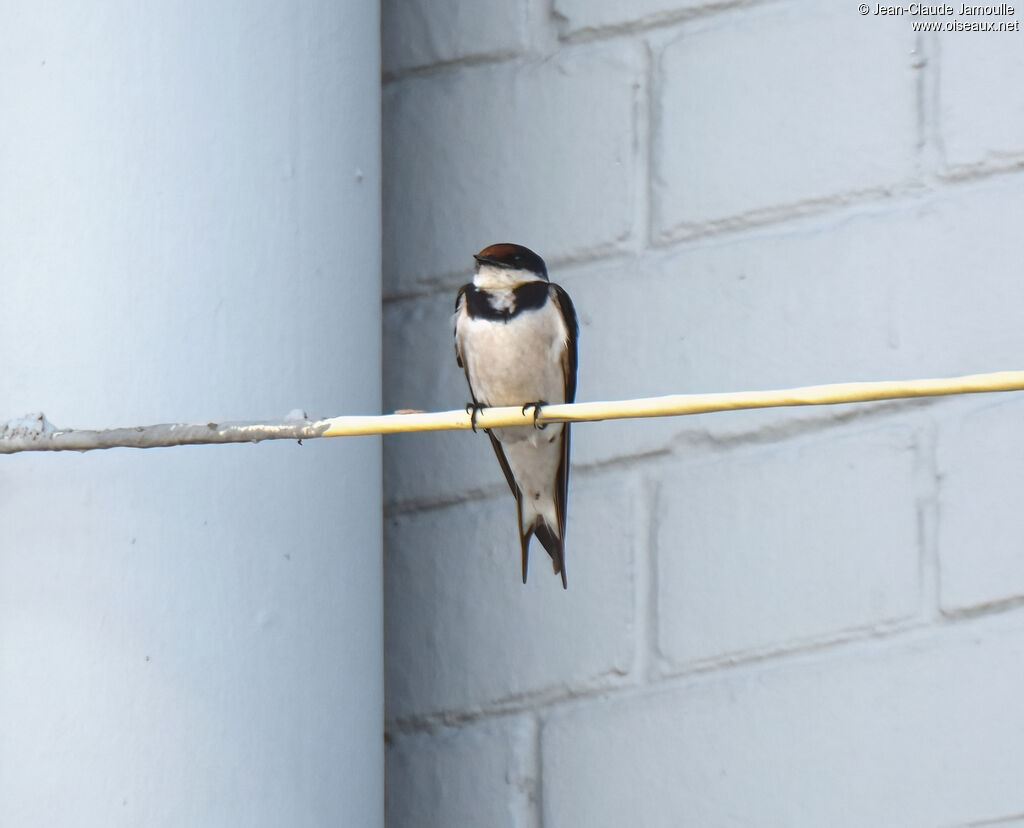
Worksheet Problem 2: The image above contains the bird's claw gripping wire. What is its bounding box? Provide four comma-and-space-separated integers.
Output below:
466, 402, 486, 433
522, 401, 548, 430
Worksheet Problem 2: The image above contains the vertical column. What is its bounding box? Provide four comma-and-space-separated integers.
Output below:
0, 2, 382, 825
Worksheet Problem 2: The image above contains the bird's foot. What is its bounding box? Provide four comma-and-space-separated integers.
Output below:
522, 401, 548, 430
466, 402, 486, 433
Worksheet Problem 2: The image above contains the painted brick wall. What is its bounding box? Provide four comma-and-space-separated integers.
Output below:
382, 0, 1024, 825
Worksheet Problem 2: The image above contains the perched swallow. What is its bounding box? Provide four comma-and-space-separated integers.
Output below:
453, 243, 579, 588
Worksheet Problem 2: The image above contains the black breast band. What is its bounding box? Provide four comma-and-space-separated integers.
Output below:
463, 281, 549, 322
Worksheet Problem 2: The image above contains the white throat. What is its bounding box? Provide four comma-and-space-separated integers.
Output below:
474, 263, 546, 290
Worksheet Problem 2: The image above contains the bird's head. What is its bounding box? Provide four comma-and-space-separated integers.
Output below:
473, 243, 548, 289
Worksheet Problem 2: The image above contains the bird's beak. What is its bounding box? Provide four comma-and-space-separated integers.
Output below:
474, 252, 504, 267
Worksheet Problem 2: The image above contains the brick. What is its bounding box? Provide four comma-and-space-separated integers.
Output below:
543, 611, 1024, 827
653, 4, 917, 237
382, 0, 527, 74
385, 477, 635, 721
936, 395, 1024, 612
553, 0, 710, 37
386, 716, 535, 828
656, 426, 922, 667
939, 32, 1024, 170
383, 43, 640, 295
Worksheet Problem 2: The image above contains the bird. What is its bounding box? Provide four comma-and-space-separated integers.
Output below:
453, 243, 579, 588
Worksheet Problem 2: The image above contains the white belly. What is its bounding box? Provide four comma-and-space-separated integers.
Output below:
457, 303, 569, 409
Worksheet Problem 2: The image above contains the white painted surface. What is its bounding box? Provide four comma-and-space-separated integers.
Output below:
383, 42, 640, 295
382, 0, 1024, 825
0, 3, 382, 826
937, 396, 1024, 612
552, 0, 711, 36
655, 426, 923, 667
386, 716, 537, 828
544, 611, 1024, 828
653, 3, 918, 237
382, 0, 527, 74
939, 33, 1024, 170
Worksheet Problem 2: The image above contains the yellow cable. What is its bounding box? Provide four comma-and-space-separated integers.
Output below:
3, 370, 1024, 454
323, 369, 1024, 434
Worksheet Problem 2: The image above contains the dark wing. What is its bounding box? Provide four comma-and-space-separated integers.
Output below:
551, 423, 570, 589
454, 284, 472, 370
549, 283, 577, 590
486, 431, 519, 499
485, 431, 532, 583
550, 284, 578, 403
